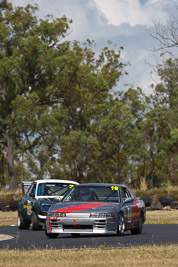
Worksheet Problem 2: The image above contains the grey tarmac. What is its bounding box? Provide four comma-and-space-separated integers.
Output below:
0, 225, 178, 250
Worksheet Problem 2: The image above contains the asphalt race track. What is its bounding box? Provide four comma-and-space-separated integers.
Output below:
0, 224, 178, 250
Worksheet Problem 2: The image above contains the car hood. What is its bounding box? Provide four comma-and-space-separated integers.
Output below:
36, 198, 63, 206
50, 202, 120, 213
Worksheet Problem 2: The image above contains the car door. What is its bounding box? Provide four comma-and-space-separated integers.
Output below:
121, 187, 135, 228
23, 183, 37, 220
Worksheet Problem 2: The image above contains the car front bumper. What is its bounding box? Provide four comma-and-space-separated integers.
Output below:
38, 214, 47, 220
46, 213, 117, 235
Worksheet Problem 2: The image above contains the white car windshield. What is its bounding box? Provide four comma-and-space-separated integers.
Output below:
37, 183, 75, 196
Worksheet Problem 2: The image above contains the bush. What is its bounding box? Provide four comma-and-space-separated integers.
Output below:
0, 190, 22, 203
133, 186, 178, 201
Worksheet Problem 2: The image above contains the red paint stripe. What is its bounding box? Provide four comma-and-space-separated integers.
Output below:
48, 216, 52, 233
54, 203, 115, 213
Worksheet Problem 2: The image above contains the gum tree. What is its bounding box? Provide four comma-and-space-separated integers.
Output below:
0, 0, 71, 189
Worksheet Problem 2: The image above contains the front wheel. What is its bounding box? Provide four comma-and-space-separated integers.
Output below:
117, 213, 125, 236
31, 211, 42, 230
45, 220, 58, 238
131, 214, 143, 235
45, 231, 59, 238
18, 213, 30, 229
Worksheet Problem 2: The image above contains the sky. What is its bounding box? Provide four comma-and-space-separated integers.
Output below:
9, 0, 177, 95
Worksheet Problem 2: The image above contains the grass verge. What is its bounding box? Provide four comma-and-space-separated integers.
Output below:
0, 189, 22, 202
0, 245, 178, 267
0, 211, 18, 226
1, 210, 178, 226
146, 210, 178, 224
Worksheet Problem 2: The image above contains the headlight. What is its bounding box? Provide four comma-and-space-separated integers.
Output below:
41, 204, 51, 212
48, 212, 66, 217
90, 213, 114, 218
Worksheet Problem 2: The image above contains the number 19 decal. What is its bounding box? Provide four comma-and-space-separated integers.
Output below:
111, 186, 119, 190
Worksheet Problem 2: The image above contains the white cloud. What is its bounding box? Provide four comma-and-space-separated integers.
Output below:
90, 0, 168, 27
8, 0, 175, 95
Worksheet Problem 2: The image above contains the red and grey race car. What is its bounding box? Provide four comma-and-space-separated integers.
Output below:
45, 183, 146, 238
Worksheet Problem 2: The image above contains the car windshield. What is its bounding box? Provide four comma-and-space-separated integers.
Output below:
37, 183, 75, 196
63, 185, 121, 203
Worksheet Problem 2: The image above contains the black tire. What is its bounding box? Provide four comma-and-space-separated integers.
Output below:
117, 213, 125, 236
18, 213, 30, 229
131, 214, 143, 235
0, 202, 6, 211
170, 202, 178, 209
45, 223, 58, 238
159, 197, 174, 206
140, 197, 152, 207
31, 211, 42, 230
9, 201, 19, 211
45, 231, 59, 238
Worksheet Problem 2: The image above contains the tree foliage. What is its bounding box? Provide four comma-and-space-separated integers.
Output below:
0, 0, 177, 189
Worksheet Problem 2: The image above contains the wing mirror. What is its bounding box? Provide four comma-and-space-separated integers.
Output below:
124, 197, 134, 204
29, 192, 35, 198
54, 196, 64, 202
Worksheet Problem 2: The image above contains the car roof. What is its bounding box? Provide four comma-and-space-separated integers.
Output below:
75, 183, 127, 188
33, 179, 79, 184
22, 181, 33, 185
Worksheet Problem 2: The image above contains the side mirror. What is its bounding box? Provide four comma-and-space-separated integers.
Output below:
29, 192, 35, 198
124, 197, 134, 204
54, 196, 64, 202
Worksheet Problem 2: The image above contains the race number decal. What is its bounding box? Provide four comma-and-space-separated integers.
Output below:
111, 186, 119, 190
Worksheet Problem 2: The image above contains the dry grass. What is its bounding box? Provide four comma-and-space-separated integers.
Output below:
0, 245, 178, 267
146, 210, 178, 224
0, 211, 17, 226
0, 189, 22, 202
133, 185, 178, 200
1, 210, 178, 226
0, 211, 178, 266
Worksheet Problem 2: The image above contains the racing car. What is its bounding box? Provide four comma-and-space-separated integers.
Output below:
18, 179, 78, 230
45, 183, 146, 238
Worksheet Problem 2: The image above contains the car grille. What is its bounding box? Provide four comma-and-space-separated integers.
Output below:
50, 218, 61, 229
94, 220, 106, 229
63, 225, 93, 232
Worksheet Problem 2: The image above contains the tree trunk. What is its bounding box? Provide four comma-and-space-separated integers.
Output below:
150, 153, 155, 188
0, 152, 5, 187
7, 136, 17, 190
117, 151, 122, 184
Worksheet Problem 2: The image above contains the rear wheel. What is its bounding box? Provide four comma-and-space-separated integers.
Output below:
117, 213, 125, 235
31, 211, 42, 230
18, 213, 30, 229
131, 214, 143, 235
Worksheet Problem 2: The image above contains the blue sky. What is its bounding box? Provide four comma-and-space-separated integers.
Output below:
139, 0, 148, 5
9, 0, 176, 95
